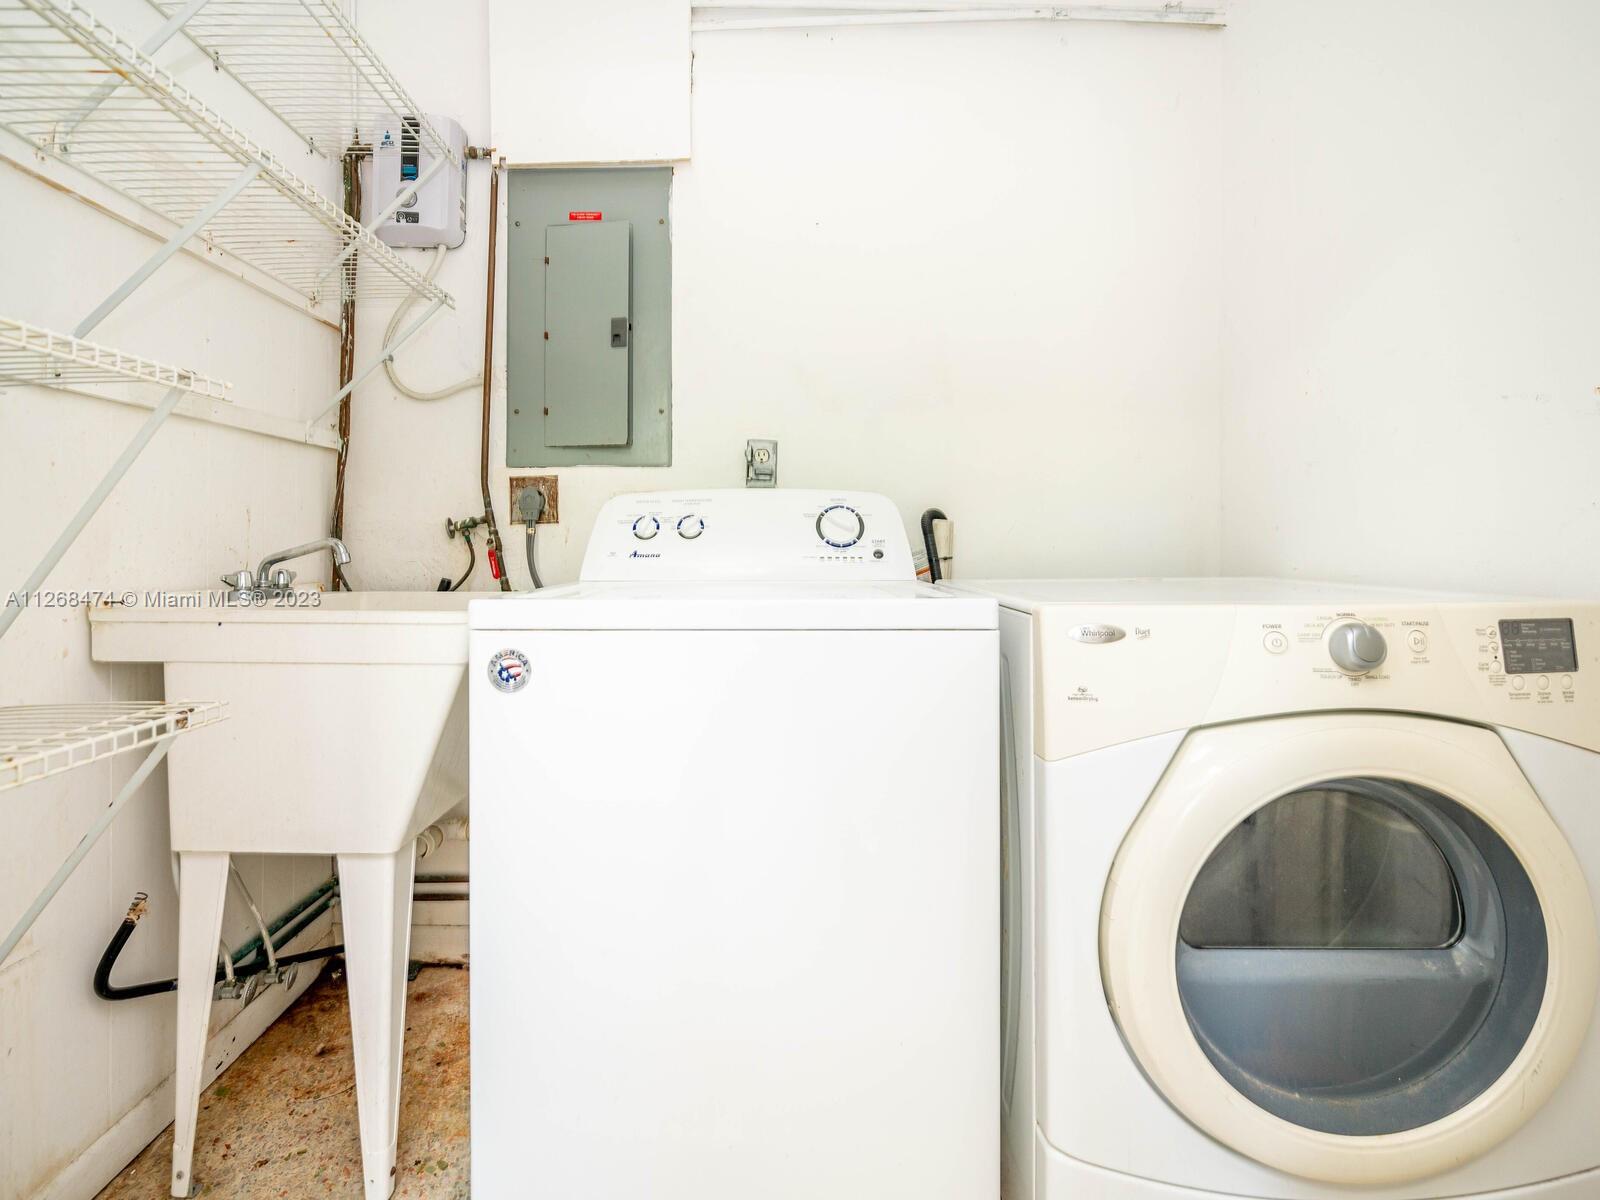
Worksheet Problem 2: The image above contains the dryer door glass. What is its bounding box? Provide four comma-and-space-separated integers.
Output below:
1174, 778, 1548, 1136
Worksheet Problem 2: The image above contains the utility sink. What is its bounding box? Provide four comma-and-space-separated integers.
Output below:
90, 590, 491, 855
90, 589, 500, 1200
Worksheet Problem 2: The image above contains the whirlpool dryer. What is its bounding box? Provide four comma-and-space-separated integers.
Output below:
470, 490, 1000, 1200
941, 578, 1600, 1200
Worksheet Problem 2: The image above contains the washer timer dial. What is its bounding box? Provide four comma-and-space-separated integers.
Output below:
816, 505, 865, 549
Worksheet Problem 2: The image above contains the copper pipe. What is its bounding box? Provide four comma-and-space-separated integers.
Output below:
480, 156, 511, 590
328, 150, 362, 591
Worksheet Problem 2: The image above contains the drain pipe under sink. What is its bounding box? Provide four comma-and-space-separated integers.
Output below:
415, 816, 469, 861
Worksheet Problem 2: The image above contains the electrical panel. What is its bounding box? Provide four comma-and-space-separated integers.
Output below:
362, 113, 468, 249
506, 168, 671, 466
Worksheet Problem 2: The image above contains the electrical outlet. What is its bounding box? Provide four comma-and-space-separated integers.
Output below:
509, 475, 559, 525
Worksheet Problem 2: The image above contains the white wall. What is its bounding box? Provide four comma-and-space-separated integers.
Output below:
489, 0, 691, 164
350, 5, 1227, 588
1220, 0, 1600, 597
0, 3, 339, 1193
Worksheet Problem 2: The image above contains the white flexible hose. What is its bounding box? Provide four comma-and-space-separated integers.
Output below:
383, 245, 483, 401
229, 860, 277, 973
174, 852, 235, 982
415, 815, 470, 860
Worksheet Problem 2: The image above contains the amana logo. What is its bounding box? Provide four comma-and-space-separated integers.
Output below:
629, 550, 661, 559
1066, 623, 1126, 645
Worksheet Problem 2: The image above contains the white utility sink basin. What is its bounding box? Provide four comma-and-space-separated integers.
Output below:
91, 590, 488, 855
90, 589, 500, 1200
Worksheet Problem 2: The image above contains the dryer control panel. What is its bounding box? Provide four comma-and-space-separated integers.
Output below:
580, 489, 916, 582
1027, 599, 1600, 760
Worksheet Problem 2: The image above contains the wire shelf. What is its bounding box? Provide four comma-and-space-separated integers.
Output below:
0, 314, 230, 398
0, 700, 227, 791
0, 0, 453, 311
149, 0, 461, 166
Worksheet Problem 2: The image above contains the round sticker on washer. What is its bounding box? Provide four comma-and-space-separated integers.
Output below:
488, 649, 530, 693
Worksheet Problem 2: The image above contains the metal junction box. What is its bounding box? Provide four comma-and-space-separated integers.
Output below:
507, 168, 671, 466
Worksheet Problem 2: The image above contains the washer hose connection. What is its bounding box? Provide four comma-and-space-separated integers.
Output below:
94, 889, 342, 1002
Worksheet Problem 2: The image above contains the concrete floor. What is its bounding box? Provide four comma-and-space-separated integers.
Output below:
99, 965, 469, 1199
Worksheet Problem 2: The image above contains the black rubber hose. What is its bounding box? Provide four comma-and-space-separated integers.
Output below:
94, 896, 345, 1002
449, 529, 476, 592
920, 508, 947, 584
94, 916, 175, 1000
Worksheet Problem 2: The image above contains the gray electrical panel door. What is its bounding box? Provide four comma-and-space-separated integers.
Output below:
544, 221, 631, 447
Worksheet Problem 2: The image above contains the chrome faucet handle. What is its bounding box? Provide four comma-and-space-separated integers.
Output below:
270, 568, 297, 590
220, 569, 255, 591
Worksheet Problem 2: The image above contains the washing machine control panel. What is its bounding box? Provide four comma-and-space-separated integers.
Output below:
1028, 598, 1600, 760
581, 489, 916, 582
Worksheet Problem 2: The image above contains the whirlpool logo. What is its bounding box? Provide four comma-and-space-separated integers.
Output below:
1066, 623, 1126, 644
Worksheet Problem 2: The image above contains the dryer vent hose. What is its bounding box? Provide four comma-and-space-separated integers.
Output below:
921, 508, 953, 583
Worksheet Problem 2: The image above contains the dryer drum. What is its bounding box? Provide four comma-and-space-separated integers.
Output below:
1173, 777, 1548, 1137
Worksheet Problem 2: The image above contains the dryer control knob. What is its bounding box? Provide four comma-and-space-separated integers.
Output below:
1327, 620, 1387, 675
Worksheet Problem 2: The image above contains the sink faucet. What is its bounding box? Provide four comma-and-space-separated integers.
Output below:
222, 537, 351, 598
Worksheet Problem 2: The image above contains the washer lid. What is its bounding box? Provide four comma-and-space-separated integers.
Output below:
468, 582, 997, 631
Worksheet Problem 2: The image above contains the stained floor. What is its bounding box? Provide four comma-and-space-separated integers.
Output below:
98, 965, 470, 1199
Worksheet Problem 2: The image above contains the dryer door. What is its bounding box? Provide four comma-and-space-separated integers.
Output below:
1101, 713, 1598, 1187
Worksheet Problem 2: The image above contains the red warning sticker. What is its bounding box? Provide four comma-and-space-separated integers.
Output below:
568, 211, 602, 221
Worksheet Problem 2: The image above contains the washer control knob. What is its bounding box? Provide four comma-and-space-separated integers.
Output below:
1327, 620, 1388, 675
632, 515, 660, 541
816, 504, 865, 549
677, 514, 705, 540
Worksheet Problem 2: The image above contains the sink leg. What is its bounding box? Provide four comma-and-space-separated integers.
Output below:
170, 851, 230, 1199
338, 848, 417, 1200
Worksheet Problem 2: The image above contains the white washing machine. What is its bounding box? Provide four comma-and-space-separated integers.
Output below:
940, 578, 1600, 1200
469, 490, 999, 1199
